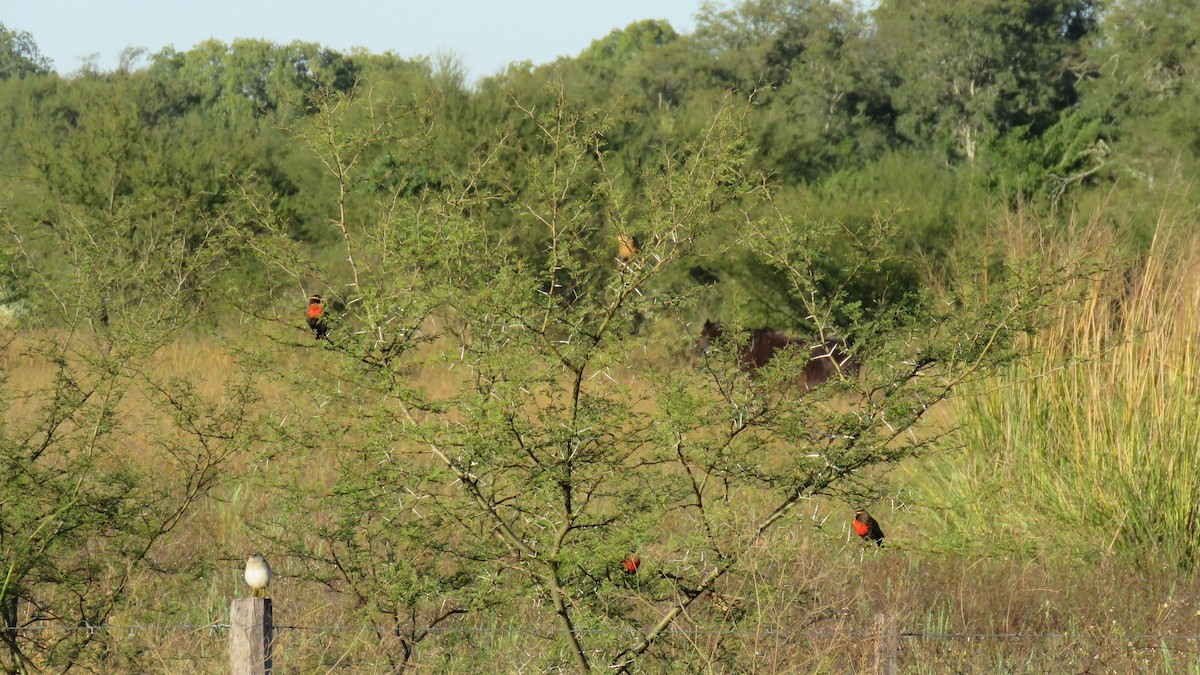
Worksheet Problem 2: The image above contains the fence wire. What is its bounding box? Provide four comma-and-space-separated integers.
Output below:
4, 623, 1200, 642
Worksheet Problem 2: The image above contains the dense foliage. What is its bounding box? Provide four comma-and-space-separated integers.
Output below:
0, 0, 1135, 323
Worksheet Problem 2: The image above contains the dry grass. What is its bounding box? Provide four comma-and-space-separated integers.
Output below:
906, 198, 1200, 573
10, 216, 1200, 671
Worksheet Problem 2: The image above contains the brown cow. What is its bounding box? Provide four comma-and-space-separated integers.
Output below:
695, 320, 856, 390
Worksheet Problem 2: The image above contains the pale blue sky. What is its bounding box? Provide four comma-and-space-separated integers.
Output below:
5, 1, 708, 84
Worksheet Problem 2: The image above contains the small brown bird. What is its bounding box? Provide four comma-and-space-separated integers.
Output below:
853, 509, 885, 547
244, 552, 273, 598
622, 555, 641, 574
307, 294, 328, 339
617, 233, 640, 264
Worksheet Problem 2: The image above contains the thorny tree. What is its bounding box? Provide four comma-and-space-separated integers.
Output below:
235, 82, 1073, 672
1, 200, 256, 673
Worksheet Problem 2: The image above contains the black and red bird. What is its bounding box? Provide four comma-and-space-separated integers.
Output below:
307, 294, 328, 339
622, 555, 641, 575
853, 509, 885, 547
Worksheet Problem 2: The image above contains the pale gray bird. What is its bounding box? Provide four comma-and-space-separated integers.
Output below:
244, 552, 273, 598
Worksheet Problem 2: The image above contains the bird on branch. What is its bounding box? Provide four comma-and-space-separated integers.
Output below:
617, 233, 640, 265
307, 294, 328, 340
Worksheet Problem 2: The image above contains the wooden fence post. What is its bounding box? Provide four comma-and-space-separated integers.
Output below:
873, 613, 898, 675
230, 597, 273, 674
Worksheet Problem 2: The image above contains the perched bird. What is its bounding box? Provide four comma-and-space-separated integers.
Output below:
306, 294, 328, 339
622, 555, 641, 575
853, 509, 885, 547
617, 233, 640, 265
244, 552, 273, 598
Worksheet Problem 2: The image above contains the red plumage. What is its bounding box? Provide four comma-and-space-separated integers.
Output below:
854, 509, 885, 547
307, 294, 328, 339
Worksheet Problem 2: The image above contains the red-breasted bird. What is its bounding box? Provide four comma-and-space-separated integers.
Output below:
622, 555, 641, 574
307, 294, 328, 339
853, 509, 885, 547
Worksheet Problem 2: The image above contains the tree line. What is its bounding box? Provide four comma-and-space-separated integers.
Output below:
2, 0, 1197, 323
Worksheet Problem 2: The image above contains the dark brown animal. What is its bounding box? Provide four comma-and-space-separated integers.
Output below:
800, 333, 858, 390
696, 320, 794, 370
695, 320, 856, 390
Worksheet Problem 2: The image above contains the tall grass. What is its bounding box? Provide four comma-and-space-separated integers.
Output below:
917, 196, 1200, 570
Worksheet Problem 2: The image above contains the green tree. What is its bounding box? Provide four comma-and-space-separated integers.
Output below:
0, 24, 51, 80
224, 82, 499, 671
684, 0, 895, 181
1074, 0, 1200, 187
578, 19, 680, 70
148, 38, 359, 120
573, 19, 689, 115
0, 190, 253, 672
232, 81, 1075, 671
874, 0, 1097, 161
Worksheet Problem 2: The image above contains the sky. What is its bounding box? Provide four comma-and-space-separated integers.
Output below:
6, 1, 707, 84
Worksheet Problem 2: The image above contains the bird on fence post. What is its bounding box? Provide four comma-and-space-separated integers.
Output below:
244, 552, 273, 598
853, 509, 885, 547
307, 294, 328, 340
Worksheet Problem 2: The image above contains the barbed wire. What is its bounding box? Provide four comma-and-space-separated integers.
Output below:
3, 623, 1200, 642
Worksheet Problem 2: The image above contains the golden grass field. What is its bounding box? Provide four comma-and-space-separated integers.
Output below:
6, 207, 1200, 672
